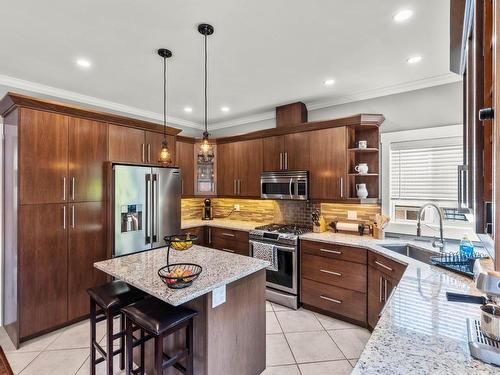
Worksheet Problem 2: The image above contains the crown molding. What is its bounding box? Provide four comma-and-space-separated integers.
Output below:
209, 73, 462, 130
0, 74, 203, 130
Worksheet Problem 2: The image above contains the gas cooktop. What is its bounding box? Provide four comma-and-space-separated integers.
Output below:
253, 223, 312, 236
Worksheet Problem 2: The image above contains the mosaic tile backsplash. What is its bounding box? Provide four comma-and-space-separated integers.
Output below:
182, 198, 381, 227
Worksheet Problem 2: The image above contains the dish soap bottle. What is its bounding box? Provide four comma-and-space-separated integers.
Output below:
459, 235, 474, 259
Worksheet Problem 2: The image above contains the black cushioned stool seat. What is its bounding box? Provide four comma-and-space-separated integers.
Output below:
87, 281, 145, 375
122, 298, 197, 375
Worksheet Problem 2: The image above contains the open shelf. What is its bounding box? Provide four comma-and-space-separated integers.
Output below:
348, 148, 379, 152
348, 173, 379, 176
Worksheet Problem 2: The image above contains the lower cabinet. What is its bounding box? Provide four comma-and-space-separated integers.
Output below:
180, 226, 206, 247
208, 227, 250, 256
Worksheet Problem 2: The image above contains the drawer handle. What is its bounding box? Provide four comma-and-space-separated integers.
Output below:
375, 261, 393, 272
320, 248, 342, 255
222, 248, 235, 253
320, 269, 342, 277
222, 233, 236, 237
320, 295, 342, 304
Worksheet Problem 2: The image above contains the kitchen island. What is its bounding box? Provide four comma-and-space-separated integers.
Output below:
94, 245, 269, 375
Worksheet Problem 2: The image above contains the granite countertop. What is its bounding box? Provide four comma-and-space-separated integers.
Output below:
94, 245, 269, 306
181, 218, 264, 232
299, 232, 498, 374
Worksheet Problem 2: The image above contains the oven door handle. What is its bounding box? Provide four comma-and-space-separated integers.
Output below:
249, 240, 295, 253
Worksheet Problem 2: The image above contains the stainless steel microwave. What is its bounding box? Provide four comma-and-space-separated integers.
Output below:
261, 171, 309, 200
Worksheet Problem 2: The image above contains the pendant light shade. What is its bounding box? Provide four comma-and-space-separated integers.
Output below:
158, 48, 173, 166
198, 23, 215, 162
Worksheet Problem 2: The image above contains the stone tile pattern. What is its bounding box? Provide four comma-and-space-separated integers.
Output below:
182, 197, 381, 227
2, 303, 367, 374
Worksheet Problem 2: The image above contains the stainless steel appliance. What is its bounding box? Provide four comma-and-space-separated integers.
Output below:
249, 224, 311, 309
113, 164, 181, 257
202, 198, 213, 220
260, 171, 309, 200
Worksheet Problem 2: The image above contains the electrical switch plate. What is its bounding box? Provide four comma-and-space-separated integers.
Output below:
347, 211, 357, 220
212, 284, 226, 308
234, 204, 240, 211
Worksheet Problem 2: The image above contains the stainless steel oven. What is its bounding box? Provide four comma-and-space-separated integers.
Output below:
261, 171, 308, 200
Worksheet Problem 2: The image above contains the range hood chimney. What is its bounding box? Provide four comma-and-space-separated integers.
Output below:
276, 102, 308, 127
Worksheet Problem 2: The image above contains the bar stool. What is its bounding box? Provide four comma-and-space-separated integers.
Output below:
87, 280, 145, 375
122, 298, 197, 375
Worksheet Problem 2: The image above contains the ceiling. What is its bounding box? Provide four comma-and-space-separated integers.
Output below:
0, 0, 458, 132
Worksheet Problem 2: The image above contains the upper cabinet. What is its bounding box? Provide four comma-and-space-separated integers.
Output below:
108, 124, 145, 163
262, 133, 310, 172
145, 131, 176, 165
19, 108, 69, 205
176, 140, 195, 197
309, 127, 347, 200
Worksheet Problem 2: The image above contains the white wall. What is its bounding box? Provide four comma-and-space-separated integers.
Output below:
212, 81, 463, 137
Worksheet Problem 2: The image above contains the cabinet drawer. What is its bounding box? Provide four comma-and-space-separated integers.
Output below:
211, 227, 249, 243
301, 279, 366, 323
210, 232, 249, 256
301, 254, 367, 293
301, 240, 367, 264
180, 226, 205, 246
368, 251, 406, 281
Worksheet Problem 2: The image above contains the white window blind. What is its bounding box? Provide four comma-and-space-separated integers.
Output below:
390, 137, 462, 201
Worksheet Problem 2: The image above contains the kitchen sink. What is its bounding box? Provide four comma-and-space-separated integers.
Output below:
380, 244, 438, 265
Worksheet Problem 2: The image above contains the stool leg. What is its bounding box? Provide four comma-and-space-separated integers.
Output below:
106, 311, 114, 375
90, 298, 97, 375
186, 319, 194, 375
125, 318, 134, 375
140, 330, 145, 375
154, 335, 163, 375
120, 313, 125, 370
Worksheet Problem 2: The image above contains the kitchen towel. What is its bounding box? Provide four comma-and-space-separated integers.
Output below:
252, 241, 278, 271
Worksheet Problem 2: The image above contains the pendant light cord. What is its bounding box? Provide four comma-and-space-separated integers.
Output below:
204, 32, 208, 134
163, 55, 167, 141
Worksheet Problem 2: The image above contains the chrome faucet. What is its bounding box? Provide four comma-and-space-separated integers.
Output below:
416, 203, 445, 251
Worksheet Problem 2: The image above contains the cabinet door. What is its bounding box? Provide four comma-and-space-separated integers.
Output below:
238, 139, 263, 197
217, 142, 238, 196
262, 136, 284, 171
284, 132, 310, 171
19, 109, 69, 205
145, 131, 176, 165
108, 124, 145, 163
367, 266, 396, 329
176, 141, 195, 196
309, 127, 347, 199
68, 202, 107, 320
19, 204, 68, 338
69, 118, 108, 202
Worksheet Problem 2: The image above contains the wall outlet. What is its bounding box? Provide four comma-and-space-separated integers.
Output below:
347, 211, 357, 220
234, 204, 240, 211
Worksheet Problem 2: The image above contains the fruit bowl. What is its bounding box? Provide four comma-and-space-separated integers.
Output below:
164, 234, 198, 251
158, 263, 202, 289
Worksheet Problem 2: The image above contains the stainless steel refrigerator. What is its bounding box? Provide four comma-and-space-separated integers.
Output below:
113, 164, 181, 257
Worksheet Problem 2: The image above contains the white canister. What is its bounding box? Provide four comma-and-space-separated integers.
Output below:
354, 163, 369, 174
358, 140, 367, 149
356, 183, 368, 199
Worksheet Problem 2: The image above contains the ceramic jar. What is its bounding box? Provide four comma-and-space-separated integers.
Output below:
355, 163, 369, 174
356, 183, 368, 199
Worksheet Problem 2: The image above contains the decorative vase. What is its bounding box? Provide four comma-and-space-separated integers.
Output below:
354, 163, 369, 174
356, 183, 368, 199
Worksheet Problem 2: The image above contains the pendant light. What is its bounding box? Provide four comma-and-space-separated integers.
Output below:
158, 48, 172, 165
198, 23, 215, 162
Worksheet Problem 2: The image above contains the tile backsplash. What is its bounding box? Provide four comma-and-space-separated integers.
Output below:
182, 198, 381, 227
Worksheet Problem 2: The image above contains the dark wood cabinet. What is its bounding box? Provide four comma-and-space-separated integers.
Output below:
19, 204, 68, 338
68, 117, 108, 202
145, 131, 175, 165
19, 108, 69, 205
309, 127, 347, 200
180, 226, 206, 246
262, 133, 309, 172
208, 227, 250, 256
176, 140, 195, 196
68, 202, 107, 321
217, 142, 238, 196
108, 124, 145, 163
262, 136, 284, 171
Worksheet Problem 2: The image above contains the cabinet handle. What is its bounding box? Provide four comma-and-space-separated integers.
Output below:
147, 144, 151, 162
71, 205, 75, 228
222, 248, 235, 253
71, 177, 75, 200
340, 177, 344, 198
284, 152, 288, 170
279, 153, 283, 170
181, 179, 184, 195
62, 177, 66, 201
238, 180, 241, 195
384, 278, 388, 302
142, 144, 145, 162
320, 295, 342, 304
233, 180, 237, 195
222, 232, 236, 237
320, 248, 342, 255
375, 261, 393, 272
208, 228, 212, 244
320, 269, 342, 277
63, 206, 66, 229
379, 276, 383, 303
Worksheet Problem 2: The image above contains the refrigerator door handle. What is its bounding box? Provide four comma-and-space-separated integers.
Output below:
145, 174, 151, 244
152, 173, 158, 243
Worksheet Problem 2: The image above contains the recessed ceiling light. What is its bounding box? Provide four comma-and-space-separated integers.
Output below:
221, 106, 230, 112
76, 58, 92, 69
407, 55, 422, 64
323, 79, 335, 86
184, 106, 193, 113
393, 9, 413, 23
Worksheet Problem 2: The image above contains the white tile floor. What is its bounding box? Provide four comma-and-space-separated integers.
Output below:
1, 302, 370, 375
